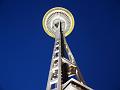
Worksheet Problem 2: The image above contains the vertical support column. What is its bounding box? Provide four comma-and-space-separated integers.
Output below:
46, 21, 62, 90
62, 34, 86, 84
46, 39, 58, 90
54, 22, 62, 90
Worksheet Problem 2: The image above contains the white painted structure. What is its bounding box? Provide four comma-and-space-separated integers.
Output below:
42, 7, 93, 90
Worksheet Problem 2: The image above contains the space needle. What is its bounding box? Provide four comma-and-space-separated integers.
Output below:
42, 7, 92, 90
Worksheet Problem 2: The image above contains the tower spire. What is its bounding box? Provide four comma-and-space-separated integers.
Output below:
42, 7, 92, 90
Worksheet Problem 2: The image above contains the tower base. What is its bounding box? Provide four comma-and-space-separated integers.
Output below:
63, 78, 93, 90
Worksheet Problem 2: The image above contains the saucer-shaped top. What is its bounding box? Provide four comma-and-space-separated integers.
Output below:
42, 7, 75, 38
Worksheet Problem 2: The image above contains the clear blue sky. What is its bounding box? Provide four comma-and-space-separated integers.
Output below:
0, 0, 120, 90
